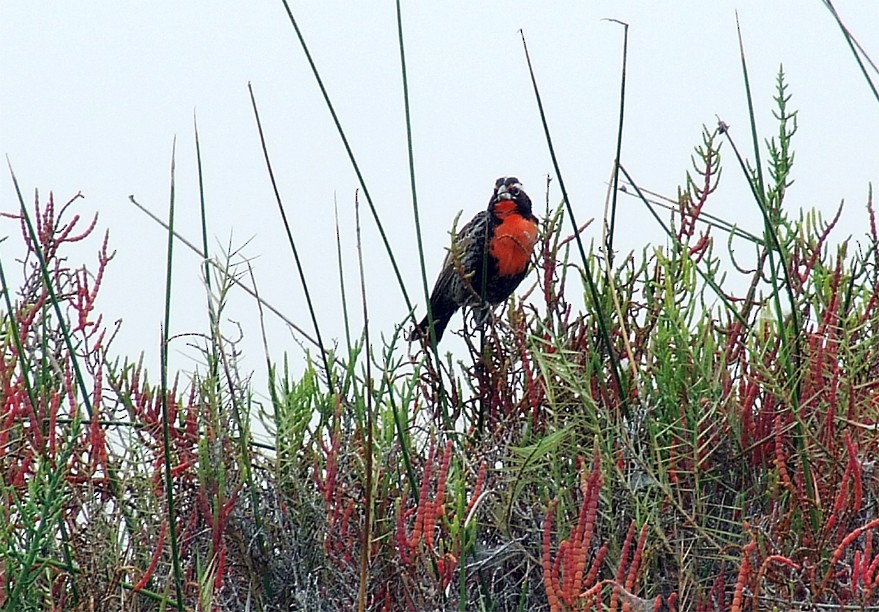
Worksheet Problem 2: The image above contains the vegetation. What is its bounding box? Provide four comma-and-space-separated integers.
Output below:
2, 5, 878, 611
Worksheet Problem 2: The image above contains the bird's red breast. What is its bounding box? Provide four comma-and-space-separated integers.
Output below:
489, 212, 539, 277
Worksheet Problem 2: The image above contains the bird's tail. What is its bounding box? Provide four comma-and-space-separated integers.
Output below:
409, 296, 458, 343
409, 314, 449, 343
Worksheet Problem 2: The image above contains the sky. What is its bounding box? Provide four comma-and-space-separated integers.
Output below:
2, 3, 878, 398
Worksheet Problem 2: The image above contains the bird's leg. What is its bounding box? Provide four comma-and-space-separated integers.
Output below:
472, 302, 493, 332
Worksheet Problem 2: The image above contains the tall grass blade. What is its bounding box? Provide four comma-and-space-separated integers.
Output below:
395, 0, 429, 340
159, 138, 185, 610
193, 113, 222, 380
354, 195, 373, 612
194, 114, 213, 300
604, 19, 629, 265
247, 82, 333, 388
821, 0, 879, 105
518, 31, 625, 407
394, 0, 452, 430
616, 180, 764, 245
278, 0, 412, 312
731, 17, 802, 378
334, 197, 353, 352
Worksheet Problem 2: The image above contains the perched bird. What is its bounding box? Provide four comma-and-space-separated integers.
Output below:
410, 176, 539, 343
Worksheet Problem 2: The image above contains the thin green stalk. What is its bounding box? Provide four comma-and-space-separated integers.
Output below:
735, 15, 766, 201
822, 0, 879, 105
604, 19, 629, 264
617, 181, 764, 245
210, 260, 275, 603
518, 31, 625, 407
733, 15, 801, 378
194, 114, 212, 300
193, 112, 246, 600
334, 196, 353, 353
193, 113, 220, 382
53, 509, 79, 603
395, 0, 429, 341
354, 196, 373, 612
477, 184, 491, 434
477, 328, 488, 434
395, 0, 452, 431
278, 0, 412, 312
159, 138, 185, 610
247, 83, 333, 389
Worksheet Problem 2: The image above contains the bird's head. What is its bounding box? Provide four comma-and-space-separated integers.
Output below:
490, 176, 532, 218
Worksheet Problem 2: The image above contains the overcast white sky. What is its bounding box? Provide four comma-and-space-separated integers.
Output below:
2, 3, 878, 391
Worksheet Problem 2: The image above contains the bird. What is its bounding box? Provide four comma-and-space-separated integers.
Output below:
410, 176, 539, 343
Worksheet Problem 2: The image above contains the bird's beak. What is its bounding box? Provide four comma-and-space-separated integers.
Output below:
496, 182, 522, 200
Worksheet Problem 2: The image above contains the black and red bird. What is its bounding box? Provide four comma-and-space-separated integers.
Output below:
410, 176, 539, 343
